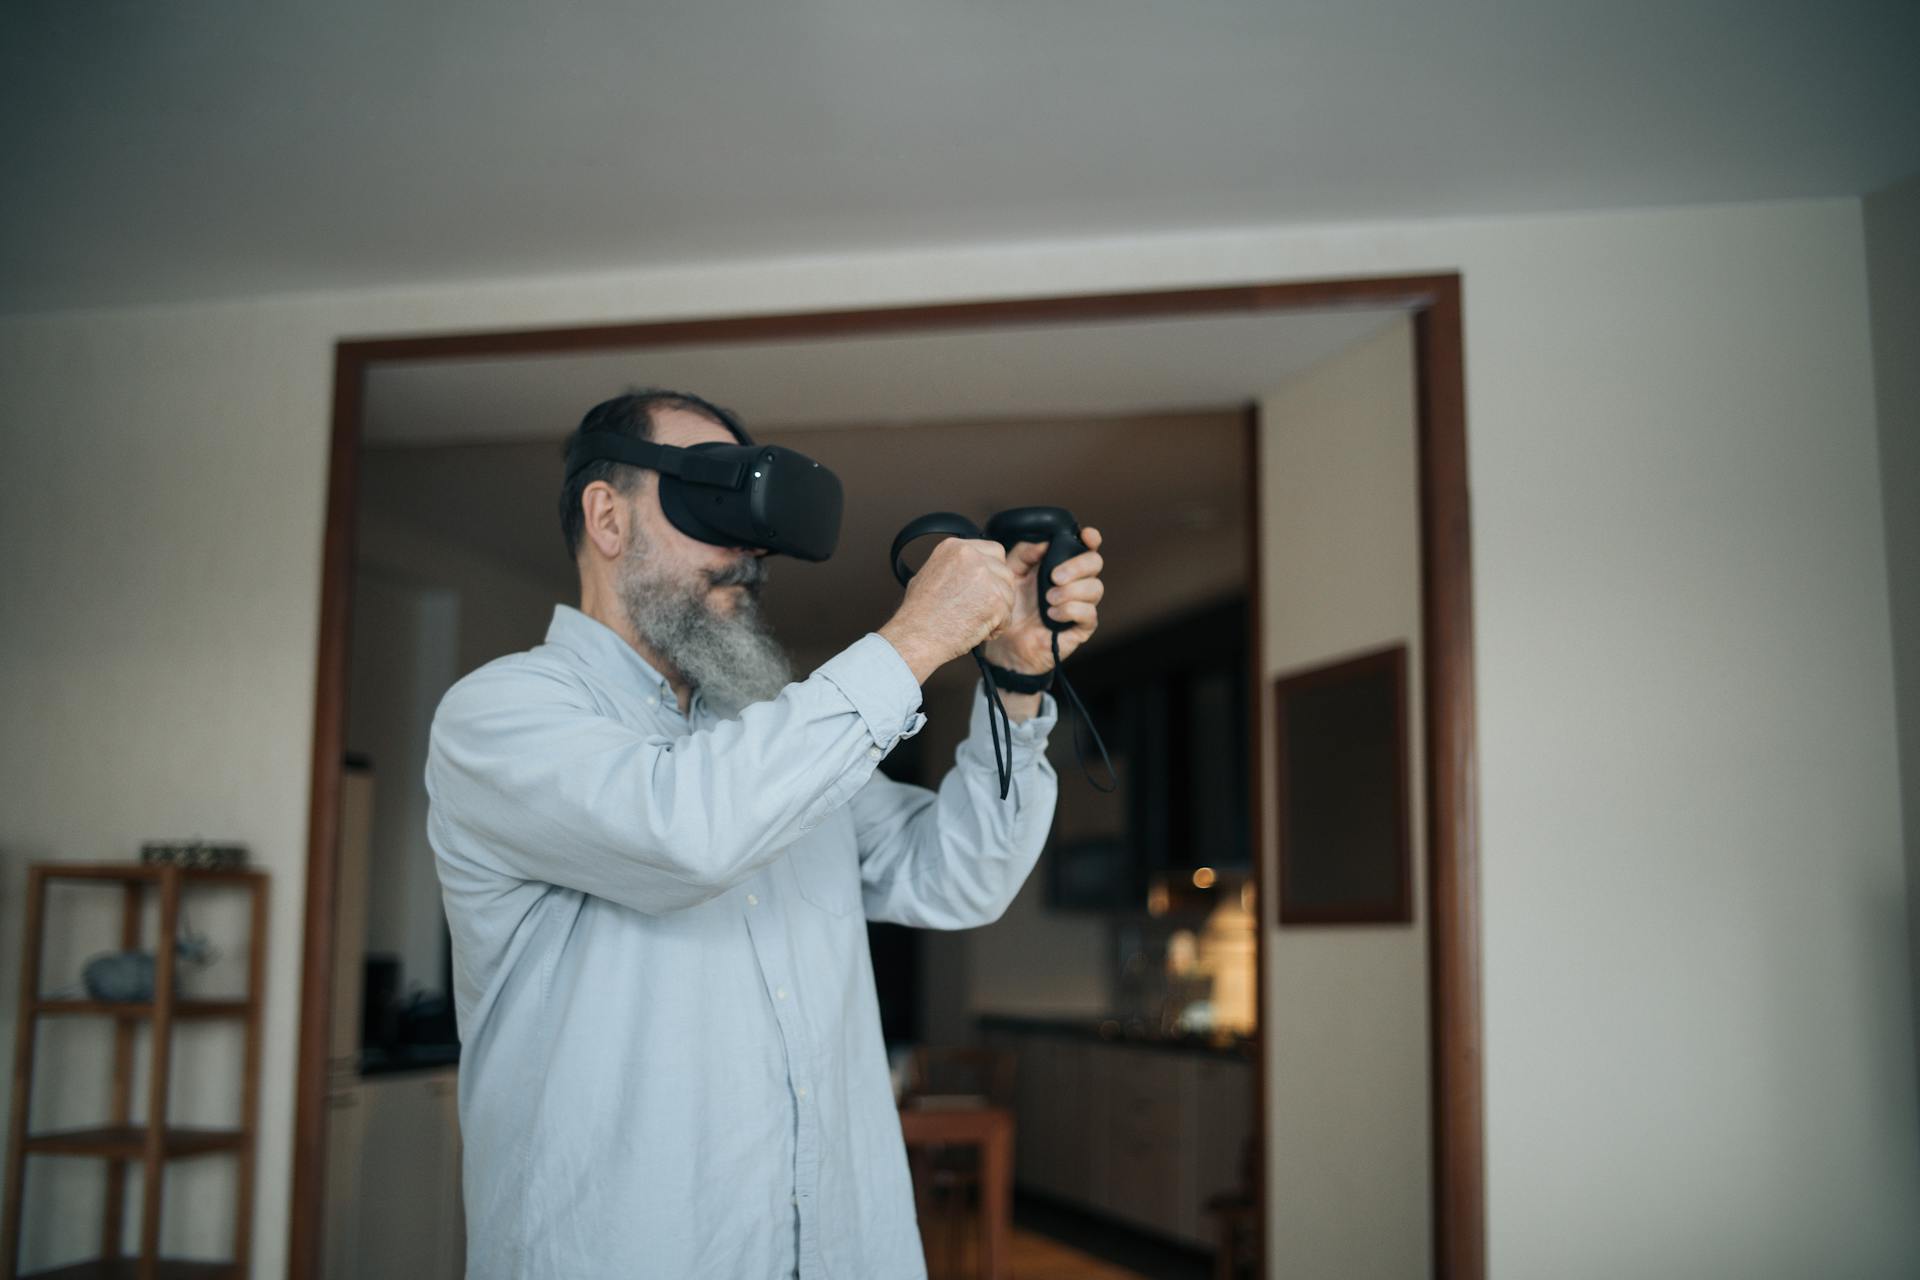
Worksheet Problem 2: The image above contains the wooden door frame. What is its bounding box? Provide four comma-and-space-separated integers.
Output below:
288, 274, 1482, 1279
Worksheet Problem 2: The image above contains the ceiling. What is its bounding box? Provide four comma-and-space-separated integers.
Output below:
5, 1, 1917, 314
363, 307, 1407, 445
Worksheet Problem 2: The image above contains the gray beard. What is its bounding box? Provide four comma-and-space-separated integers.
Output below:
616, 527, 792, 721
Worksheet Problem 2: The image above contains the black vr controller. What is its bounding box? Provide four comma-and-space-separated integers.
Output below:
893, 507, 1084, 639
892, 507, 1117, 801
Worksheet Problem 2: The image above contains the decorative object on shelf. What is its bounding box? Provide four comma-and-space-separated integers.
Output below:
1272, 643, 1413, 926
140, 837, 248, 870
80, 950, 158, 1003
79, 926, 221, 1002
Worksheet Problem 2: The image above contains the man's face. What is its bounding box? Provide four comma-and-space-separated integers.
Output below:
628, 407, 768, 609
613, 407, 792, 718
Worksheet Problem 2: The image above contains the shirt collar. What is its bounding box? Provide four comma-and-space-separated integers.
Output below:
546, 605, 705, 717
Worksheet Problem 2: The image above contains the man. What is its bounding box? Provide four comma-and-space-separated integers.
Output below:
425, 389, 1105, 1278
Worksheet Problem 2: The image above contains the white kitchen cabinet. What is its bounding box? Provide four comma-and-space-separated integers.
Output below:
324, 1069, 465, 1280
1097, 1047, 1198, 1242
322, 1084, 366, 1280
321, 772, 465, 1280
1192, 1056, 1256, 1239
988, 1024, 1254, 1251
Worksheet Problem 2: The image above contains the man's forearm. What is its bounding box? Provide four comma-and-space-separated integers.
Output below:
875, 623, 1044, 721
997, 689, 1042, 723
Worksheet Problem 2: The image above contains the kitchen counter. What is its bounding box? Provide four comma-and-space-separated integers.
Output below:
978, 1014, 1256, 1249
359, 1041, 461, 1076
976, 1011, 1255, 1061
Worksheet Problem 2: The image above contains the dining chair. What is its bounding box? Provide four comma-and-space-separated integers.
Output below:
902, 1046, 1017, 1278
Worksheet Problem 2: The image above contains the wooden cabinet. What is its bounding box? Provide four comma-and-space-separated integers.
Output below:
984, 1025, 1254, 1250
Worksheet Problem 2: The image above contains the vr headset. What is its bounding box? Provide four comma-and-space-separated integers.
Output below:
565, 433, 844, 562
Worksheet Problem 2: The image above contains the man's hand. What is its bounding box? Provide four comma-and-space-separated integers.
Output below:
878, 537, 1019, 683
980, 525, 1103, 675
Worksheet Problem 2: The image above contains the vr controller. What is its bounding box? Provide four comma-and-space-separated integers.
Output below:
890, 506, 1087, 638
892, 507, 1117, 801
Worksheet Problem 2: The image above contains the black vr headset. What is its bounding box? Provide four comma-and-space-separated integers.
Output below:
565, 433, 844, 562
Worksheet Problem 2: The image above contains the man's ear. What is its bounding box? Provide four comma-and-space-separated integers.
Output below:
579, 479, 632, 562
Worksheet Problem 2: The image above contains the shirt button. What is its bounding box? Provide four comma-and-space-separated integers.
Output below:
645, 694, 658, 706
867, 745, 882, 760
776, 987, 788, 1001
746, 894, 758, 906
796, 1086, 808, 1099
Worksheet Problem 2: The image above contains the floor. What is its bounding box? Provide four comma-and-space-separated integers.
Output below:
919, 1197, 1214, 1280
921, 1219, 1143, 1279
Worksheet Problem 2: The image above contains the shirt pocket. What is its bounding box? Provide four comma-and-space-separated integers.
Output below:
788, 819, 861, 917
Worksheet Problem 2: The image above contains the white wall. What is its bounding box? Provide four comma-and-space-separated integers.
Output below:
1, 196, 1914, 1277
1260, 315, 1430, 1278
345, 572, 458, 998
1864, 170, 1920, 1107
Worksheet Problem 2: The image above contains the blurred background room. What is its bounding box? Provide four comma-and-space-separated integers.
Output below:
2, 4, 1918, 1279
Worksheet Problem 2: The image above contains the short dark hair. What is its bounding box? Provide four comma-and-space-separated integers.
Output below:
558, 388, 754, 559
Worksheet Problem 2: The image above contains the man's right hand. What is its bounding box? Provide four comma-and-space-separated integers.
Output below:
878, 537, 1018, 684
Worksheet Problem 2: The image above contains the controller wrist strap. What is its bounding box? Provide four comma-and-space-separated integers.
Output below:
973, 628, 1119, 801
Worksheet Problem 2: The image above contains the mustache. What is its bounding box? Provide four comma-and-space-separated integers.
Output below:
708, 557, 769, 590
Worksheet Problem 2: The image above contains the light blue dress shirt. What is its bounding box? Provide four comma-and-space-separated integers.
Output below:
425, 604, 1059, 1279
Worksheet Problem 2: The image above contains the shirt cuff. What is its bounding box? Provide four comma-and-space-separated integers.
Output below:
957, 678, 1059, 771
816, 632, 930, 757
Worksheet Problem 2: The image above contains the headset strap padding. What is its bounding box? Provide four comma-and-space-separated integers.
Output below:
566, 435, 748, 489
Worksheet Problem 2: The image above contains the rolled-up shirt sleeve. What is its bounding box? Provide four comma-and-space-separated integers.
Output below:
854, 677, 1060, 929
425, 631, 928, 916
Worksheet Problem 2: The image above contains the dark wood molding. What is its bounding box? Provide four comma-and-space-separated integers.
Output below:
289, 274, 1483, 1280
287, 348, 365, 1280
1241, 404, 1269, 1280
335, 275, 1456, 364
1271, 644, 1415, 927
1415, 277, 1486, 1280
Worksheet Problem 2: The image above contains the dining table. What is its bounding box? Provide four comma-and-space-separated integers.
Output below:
898, 1098, 1015, 1280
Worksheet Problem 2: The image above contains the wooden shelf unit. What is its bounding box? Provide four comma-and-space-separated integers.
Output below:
2, 863, 268, 1280
14, 1262, 234, 1280
28, 1002, 251, 1023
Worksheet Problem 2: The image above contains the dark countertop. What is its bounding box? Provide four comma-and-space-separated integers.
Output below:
359, 1041, 461, 1076
977, 1011, 1256, 1061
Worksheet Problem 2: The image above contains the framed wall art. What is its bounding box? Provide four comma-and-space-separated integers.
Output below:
1273, 644, 1413, 926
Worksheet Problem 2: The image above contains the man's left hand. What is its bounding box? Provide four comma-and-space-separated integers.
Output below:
980, 526, 1103, 674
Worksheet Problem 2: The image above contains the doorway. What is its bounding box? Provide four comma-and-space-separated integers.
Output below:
289, 276, 1481, 1280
